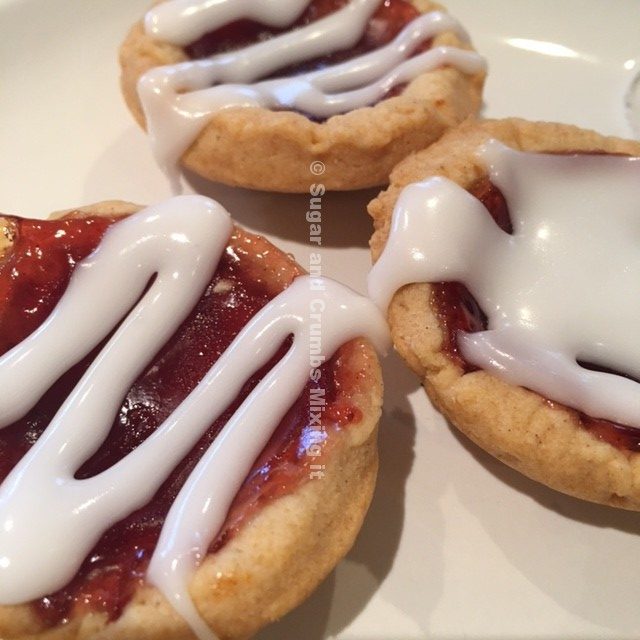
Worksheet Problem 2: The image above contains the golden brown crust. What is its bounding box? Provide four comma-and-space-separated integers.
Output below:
369, 118, 640, 510
1, 202, 383, 639
119, 1, 485, 192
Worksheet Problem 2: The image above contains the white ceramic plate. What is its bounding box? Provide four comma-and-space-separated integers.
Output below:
1, 1, 640, 638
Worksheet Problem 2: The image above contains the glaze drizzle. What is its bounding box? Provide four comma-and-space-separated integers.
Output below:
368, 140, 640, 429
0, 196, 389, 639
137, 0, 486, 188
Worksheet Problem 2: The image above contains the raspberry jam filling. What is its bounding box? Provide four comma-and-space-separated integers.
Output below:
0, 214, 361, 625
432, 178, 640, 452
184, 0, 429, 118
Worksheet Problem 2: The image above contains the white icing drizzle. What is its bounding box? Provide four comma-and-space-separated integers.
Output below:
0, 196, 389, 640
138, 0, 486, 189
145, 0, 312, 47
368, 140, 640, 428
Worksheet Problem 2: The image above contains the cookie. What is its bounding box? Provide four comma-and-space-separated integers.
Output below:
119, 0, 486, 192
0, 197, 387, 639
368, 118, 640, 509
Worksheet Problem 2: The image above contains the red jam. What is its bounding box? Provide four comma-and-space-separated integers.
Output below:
431, 179, 508, 372
0, 214, 361, 625
184, 0, 429, 118
432, 178, 640, 452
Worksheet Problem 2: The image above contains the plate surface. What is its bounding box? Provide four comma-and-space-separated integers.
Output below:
1, 1, 640, 638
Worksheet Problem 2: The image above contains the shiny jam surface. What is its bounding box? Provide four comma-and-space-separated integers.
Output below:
0, 214, 360, 624
184, 0, 428, 117
431, 177, 640, 452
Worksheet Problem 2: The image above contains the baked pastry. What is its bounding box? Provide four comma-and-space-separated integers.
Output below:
368, 118, 640, 509
119, 0, 486, 192
0, 196, 387, 639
